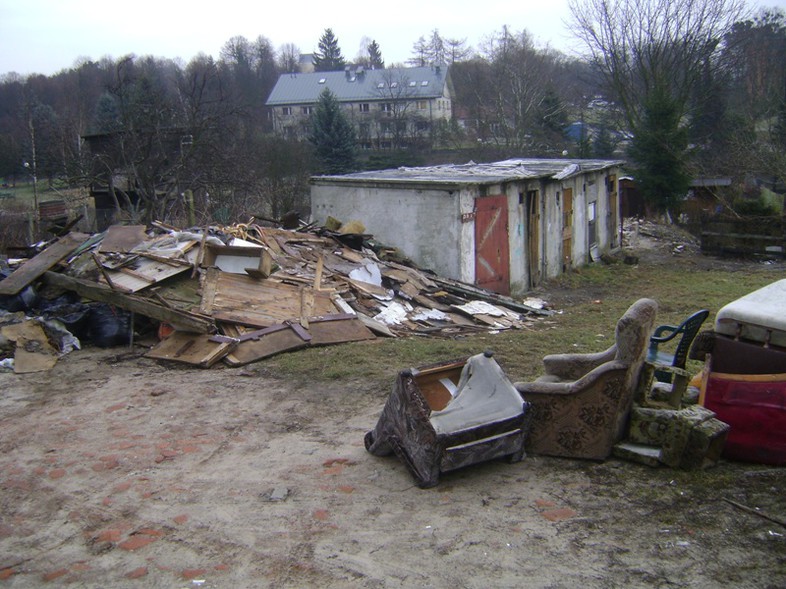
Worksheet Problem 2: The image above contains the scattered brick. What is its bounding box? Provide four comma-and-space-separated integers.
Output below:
112, 481, 133, 494
313, 509, 330, 521
135, 528, 164, 537
125, 567, 148, 579
49, 468, 66, 479
173, 514, 189, 525
535, 499, 556, 508
95, 529, 122, 543
541, 508, 578, 522
0, 567, 15, 580
118, 535, 157, 551
214, 564, 230, 571
338, 485, 355, 494
182, 568, 207, 580
105, 403, 127, 413
42, 568, 69, 582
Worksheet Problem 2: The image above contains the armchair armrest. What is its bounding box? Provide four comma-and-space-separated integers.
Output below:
542, 345, 616, 381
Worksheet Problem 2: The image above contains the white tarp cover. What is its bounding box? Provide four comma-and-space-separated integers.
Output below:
715, 279, 786, 348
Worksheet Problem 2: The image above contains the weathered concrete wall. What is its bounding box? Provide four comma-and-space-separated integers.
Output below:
311, 182, 470, 281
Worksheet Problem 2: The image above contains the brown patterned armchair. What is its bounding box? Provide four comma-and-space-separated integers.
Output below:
514, 298, 658, 460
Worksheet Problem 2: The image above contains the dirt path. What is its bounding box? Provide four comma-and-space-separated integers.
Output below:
1, 342, 784, 588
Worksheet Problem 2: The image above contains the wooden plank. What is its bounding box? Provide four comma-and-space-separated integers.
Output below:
43, 271, 215, 333
206, 272, 334, 328
0, 232, 89, 296
98, 248, 198, 293
223, 324, 309, 366
146, 331, 235, 367
98, 225, 147, 253
308, 316, 375, 345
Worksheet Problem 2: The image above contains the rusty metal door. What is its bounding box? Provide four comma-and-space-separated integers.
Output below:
562, 188, 573, 272
475, 195, 510, 295
526, 190, 540, 288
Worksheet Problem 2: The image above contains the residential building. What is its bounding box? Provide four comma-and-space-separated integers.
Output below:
266, 65, 453, 149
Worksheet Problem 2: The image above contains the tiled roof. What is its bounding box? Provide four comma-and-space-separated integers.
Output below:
266, 65, 449, 106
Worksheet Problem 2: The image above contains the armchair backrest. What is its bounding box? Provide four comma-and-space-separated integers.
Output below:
613, 298, 659, 399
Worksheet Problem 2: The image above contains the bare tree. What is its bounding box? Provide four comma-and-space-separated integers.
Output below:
568, 0, 746, 211
278, 43, 301, 73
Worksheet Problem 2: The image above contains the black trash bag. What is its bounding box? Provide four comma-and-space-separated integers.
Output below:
41, 302, 91, 341
87, 304, 133, 348
0, 268, 38, 312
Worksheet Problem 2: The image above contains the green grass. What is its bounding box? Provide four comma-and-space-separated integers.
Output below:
263, 259, 784, 389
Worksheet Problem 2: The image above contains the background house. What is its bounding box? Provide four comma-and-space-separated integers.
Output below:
266, 65, 453, 149
311, 158, 624, 296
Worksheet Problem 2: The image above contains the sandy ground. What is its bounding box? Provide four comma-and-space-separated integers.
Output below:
1, 226, 785, 588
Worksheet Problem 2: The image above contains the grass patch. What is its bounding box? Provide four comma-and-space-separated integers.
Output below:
264, 260, 783, 388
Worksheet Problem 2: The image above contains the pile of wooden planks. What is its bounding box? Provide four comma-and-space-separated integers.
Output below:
0, 222, 552, 369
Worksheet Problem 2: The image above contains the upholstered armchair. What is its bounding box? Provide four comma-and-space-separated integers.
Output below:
365, 351, 531, 488
514, 298, 658, 460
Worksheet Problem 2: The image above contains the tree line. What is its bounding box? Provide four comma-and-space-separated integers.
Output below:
0, 2, 784, 226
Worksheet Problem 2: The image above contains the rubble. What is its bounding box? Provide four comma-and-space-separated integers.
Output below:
0, 220, 553, 370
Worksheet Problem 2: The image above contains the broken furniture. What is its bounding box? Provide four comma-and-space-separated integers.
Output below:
614, 404, 729, 469
690, 279, 786, 465
644, 309, 709, 403
514, 298, 658, 460
365, 351, 531, 488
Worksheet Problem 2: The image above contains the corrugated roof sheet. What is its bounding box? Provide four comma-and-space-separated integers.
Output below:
266, 66, 449, 105
311, 158, 625, 185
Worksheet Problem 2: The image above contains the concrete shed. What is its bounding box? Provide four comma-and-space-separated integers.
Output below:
310, 158, 624, 297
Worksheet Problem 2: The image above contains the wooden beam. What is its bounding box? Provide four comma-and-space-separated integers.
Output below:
43, 271, 215, 334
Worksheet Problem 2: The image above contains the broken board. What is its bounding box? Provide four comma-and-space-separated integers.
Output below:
0, 232, 89, 296
145, 331, 236, 368
98, 225, 148, 253
221, 324, 310, 366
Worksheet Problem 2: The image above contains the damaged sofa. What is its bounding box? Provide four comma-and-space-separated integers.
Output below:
365, 351, 531, 488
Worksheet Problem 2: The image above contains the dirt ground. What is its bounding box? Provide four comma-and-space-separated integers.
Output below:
1, 225, 785, 588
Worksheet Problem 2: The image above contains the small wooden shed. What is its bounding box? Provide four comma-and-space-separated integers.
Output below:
310, 158, 624, 296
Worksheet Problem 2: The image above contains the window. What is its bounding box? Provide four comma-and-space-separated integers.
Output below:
390, 81, 399, 88
417, 100, 427, 110
421, 80, 429, 86
359, 103, 370, 112
301, 106, 314, 115
381, 103, 393, 113
409, 81, 417, 87
377, 82, 385, 89
282, 107, 292, 115
318, 78, 326, 84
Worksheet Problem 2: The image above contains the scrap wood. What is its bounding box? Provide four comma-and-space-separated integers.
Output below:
722, 497, 786, 529
0, 232, 90, 296
43, 271, 215, 334
146, 330, 236, 367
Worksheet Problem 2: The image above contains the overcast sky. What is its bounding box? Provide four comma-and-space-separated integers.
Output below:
1, 0, 784, 77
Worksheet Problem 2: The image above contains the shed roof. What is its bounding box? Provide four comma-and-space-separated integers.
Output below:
311, 158, 625, 186
266, 65, 449, 106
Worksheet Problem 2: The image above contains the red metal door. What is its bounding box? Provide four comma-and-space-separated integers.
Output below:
474, 195, 510, 295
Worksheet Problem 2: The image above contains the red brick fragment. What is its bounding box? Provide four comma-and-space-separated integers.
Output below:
535, 499, 556, 508
173, 514, 189, 525
48, 468, 66, 479
42, 568, 69, 582
541, 508, 577, 522
118, 535, 156, 551
0, 568, 16, 580
125, 567, 148, 579
95, 529, 122, 543
182, 568, 207, 580
313, 509, 330, 521
105, 403, 127, 413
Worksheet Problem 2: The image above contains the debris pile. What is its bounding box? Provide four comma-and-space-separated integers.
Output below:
0, 221, 551, 370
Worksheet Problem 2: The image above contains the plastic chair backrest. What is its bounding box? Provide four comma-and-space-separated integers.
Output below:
648, 309, 710, 369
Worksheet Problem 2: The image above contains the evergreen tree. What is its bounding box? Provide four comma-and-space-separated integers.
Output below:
627, 86, 691, 213
313, 28, 346, 72
309, 88, 357, 174
367, 40, 384, 69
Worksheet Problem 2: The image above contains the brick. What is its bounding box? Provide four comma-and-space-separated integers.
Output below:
338, 485, 355, 494
173, 514, 189, 525
136, 528, 164, 537
313, 509, 330, 521
214, 564, 230, 571
42, 568, 69, 582
541, 508, 577, 522
105, 403, 127, 413
125, 567, 148, 579
0, 567, 15, 580
182, 568, 207, 580
112, 481, 133, 494
118, 535, 156, 551
535, 499, 556, 508
71, 562, 91, 572
95, 529, 122, 543
49, 468, 66, 479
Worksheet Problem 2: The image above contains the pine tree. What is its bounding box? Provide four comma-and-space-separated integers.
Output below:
309, 88, 357, 174
367, 40, 384, 69
313, 28, 346, 72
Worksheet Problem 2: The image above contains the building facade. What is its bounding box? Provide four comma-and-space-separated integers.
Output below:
266, 65, 453, 149
310, 159, 624, 297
